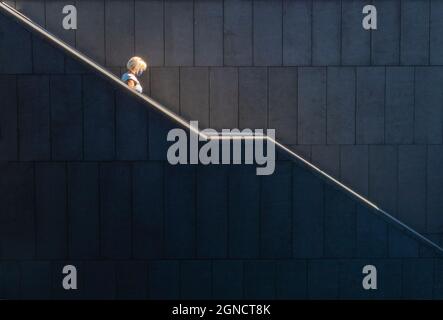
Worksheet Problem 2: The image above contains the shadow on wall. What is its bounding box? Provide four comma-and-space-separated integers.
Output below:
7, 0, 443, 240
1, 1, 443, 300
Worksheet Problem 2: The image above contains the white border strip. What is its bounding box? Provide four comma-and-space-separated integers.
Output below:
2, 1, 442, 253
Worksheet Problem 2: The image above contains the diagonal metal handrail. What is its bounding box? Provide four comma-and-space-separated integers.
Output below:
1, 1, 442, 254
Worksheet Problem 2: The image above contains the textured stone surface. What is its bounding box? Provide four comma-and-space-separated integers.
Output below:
1, 1, 443, 300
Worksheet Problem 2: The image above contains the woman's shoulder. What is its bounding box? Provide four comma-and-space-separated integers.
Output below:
121, 72, 139, 83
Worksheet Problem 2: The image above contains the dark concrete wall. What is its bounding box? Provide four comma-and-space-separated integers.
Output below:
7, 0, 443, 243
1, 1, 443, 299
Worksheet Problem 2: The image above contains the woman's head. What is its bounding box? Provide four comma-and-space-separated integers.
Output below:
127, 56, 147, 76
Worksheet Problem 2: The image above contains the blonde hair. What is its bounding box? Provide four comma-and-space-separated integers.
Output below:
127, 56, 147, 74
